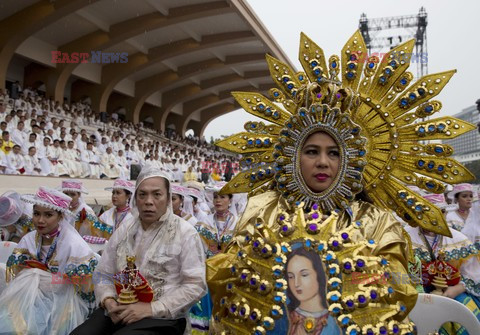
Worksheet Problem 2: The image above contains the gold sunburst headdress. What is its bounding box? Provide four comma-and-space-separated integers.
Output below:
217, 31, 475, 237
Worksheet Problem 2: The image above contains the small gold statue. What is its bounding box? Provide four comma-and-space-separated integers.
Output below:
114, 255, 154, 304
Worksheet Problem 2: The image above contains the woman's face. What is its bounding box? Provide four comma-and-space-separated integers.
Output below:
214, 193, 231, 213
171, 193, 183, 213
33, 205, 62, 236
287, 255, 320, 304
457, 191, 473, 210
112, 189, 129, 208
64, 191, 80, 206
300, 132, 340, 193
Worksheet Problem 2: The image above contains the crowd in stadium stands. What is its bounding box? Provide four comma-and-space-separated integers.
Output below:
0, 84, 240, 183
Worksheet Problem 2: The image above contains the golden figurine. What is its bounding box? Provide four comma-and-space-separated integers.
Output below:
114, 255, 154, 305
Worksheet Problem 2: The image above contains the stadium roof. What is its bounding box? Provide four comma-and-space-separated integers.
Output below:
0, 0, 293, 136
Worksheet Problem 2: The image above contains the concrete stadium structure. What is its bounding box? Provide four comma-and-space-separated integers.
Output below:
1, 0, 293, 136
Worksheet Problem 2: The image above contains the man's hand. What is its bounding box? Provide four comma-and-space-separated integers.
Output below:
104, 298, 123, 324
112, 302, 153, 325
443, 283, 465, 299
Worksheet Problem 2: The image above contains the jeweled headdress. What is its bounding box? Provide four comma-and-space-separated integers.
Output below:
217, 31, 475, 237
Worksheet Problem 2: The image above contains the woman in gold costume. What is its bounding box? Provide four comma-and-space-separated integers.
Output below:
206, 31, 475, 335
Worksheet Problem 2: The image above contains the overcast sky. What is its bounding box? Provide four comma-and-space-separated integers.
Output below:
203, 0, 480, 140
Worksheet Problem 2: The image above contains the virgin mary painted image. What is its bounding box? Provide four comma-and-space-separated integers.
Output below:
286, 247, 341, 335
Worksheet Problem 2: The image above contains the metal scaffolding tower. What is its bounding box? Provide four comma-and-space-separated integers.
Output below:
359, 7, 428, 79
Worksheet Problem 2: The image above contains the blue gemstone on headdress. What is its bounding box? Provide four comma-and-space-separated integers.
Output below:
287, 123, 293, 128
273, 295, 282, 303
381, 258, 388, 265
331, 281, 339, 288
275, 282, 283, 289
409, 93, 416, 100
437, 123, 446, 131
332, 241, 339, 247
379, 76, 387, 84
358, 295, 366, 304
428, 125, 435, 132
426, 181, 435, 189
368, 62, 375, 69
326, 254, 333, 261
348, 63, 356, 69
399, 192, 407, 199
250, 175, 256, 182
385, 68, 392, 75
390, 60, 397, 67
350, 330, 358, 335
311, 61, 318, 67
287, 83, 294, 90
356, 259, 365, 268
273, 269, 282, 276
344, 262, 352, 270
231, 266, 236, 273
351, 127, 359, 134
298, 75, 304, 81
230, 304, 237, 313
434, 146, 443, 154
240, 273, 248, 280
358, 150, 365, 157
418, 88, 426, 95
273, 91, 280, 97
400, 78, 407, 85
367, 329, 375, 335
299, 110, 306, 117
254, 330, 262, 335
264, 320, 271, 328
305, 239, 312, 248
314, 68, 321, 75
255, 139, 262, 146
250, 278, 257, 285
330, 294, 339, 302
250, 124, 256, 129
317, 77, 323, 83
341, 232, 349, 240
437, 165, 444, 172
388, 287, 394, 294
380, 327, 387, 335
400, 304, 407, 312
240, 307, 246, 316
393, 325, 400, 334
407, 198, 414, 206
272, 111, 279, 118
258, 104, 265, 111
253, 240, 260, 248
283, 77, 289, 83
425, 105, 434, 113
346, 72, 354, 79
427, 161, 435, 169
264, 139, 270, 145
346, 300, 354, 308
247, 139, 253, 145
368, 239, 375, 244
317, 244, 324, 252
370, 290, 378, 300
404, 213, 412, 221
332, 61, 337, 68
342, 317, 350, 325
417, 160, 425, 167
415, 204, 423, 212
281, 245, 289, 253
329, 267, 336, 275
333, 307, 340, 313
400, 98, 408, 106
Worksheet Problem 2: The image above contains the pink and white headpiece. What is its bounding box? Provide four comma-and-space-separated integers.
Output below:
0, 191, 23, 227
105, 179, 135, 193
448, 183, 473, 201
59, 179, 88, 194
423, 193, 448, 209
21, 187, 73, 215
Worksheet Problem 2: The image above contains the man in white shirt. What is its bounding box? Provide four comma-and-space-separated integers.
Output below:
71, 167, 206, 335
81, 142, 101, 178
116, 149, 130, 180
101, 147, 120, 179
7, 145, 25, 174
23, 146, 42, 175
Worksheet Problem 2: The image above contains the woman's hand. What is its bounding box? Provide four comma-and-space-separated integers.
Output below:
442, 283, 465, 299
